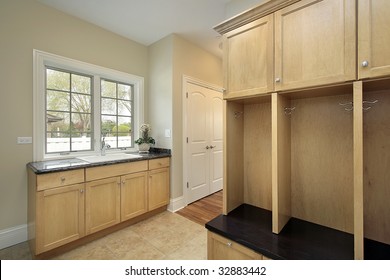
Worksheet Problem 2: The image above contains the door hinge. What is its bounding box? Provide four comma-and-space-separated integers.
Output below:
186, 137, 188, 143
186, 92, 188, 98
187, 182, 189, 189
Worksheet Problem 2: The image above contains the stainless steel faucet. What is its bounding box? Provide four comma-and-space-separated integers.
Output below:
101, 137, 110, 156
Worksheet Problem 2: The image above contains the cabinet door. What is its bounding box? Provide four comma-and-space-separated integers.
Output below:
85, 177, 120, 234
207, 231, 263, 260
358, 0, 390, 79
274, 0, 356, 91
36, 183, 85, 254
224, 14, 274, 99
148, 167, 170, 211
121, 171, 148, 221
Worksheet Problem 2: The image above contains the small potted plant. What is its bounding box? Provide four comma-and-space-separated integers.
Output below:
135, 124, 155, 153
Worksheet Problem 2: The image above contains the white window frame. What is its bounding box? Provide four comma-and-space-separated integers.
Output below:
33, 49, 144, 161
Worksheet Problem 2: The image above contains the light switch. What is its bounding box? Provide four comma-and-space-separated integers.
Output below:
165, 129, 171, 138
17, 137, 32, 144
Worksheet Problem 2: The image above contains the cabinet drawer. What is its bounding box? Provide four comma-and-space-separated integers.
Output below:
85, 160, 148, 181
36, 169, 84, 191
149, 157, 170, 170
207, 231, 263, 260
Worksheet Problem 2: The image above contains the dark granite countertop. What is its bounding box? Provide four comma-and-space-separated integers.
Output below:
206, 204, 390, 259
27, 148, 171, 174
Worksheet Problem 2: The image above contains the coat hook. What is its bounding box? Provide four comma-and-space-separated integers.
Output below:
284, 107, 296, 115
234, 111, 243, 118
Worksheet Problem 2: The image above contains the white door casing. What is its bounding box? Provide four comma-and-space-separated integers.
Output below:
183, 77, 223, 205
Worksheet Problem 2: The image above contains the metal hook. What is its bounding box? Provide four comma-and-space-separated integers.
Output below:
284, 107, 296, 115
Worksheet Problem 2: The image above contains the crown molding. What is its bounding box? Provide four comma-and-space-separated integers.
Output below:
214, 0, 301, 34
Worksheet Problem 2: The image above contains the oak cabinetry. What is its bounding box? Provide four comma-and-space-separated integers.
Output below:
274, 0, 356, 91
358, 0, 390, 79
85, 177, 120, 234
121, 171, 148, 221
214, 0, 390, 260
207, 231, 263, 260
148, 158, 170, 211
36, 183, 85, 254
28, 156, 170, 256
223, 15, 274, 99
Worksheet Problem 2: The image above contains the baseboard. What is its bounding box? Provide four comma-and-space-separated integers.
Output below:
0, 224, 28, 250
167, 195, 186, 212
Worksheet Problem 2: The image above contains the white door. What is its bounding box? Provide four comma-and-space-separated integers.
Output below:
186, 82, 223, 204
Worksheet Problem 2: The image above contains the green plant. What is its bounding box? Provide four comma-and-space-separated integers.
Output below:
135, 124, 155, 145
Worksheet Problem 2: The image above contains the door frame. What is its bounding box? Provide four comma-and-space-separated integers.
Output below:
182, 75, 224, 207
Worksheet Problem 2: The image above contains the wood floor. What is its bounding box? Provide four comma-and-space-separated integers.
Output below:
176, 191, 223, 226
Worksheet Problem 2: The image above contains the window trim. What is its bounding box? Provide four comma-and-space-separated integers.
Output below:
33, 49, 144, 161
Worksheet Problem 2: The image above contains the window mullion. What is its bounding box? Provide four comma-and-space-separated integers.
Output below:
94, 75, 101, 153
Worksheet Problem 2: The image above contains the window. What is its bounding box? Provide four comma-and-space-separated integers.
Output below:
46, 68, 93, 153
100, 79, 134, 149
34, 50, 144, 161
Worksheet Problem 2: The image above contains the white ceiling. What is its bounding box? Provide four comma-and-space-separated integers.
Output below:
37, 0, 263, 57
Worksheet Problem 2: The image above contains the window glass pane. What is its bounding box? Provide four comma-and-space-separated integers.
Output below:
101, 98, 116, 115
118, 84, 132, 100
101, 115, 117, 136
71, 113, 91, 133
46, 69, 70, 91
47, 90, 70, 111
71, 132, 91, 151
72, 74, 91, 94
46, 133, 70, 153
118, 100, 132, 116
46, 112, 70, 133
72, 94, 91, 113
101, 80, 116, 98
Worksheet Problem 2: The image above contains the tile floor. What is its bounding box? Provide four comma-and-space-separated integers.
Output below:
0, 211, 207, 260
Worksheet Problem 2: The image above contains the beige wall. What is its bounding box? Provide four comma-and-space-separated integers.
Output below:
0, 0, 148, 232
0, 0, 223, 242
149, 34, 223, 200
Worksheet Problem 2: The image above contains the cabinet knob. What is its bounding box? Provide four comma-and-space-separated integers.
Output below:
80, 189, 84, 193
362, 60, 369, 67
227, 242, 232, 247
275, 77, 281, 83
206, 146, 210, 149
210, 145, 216, 149
60, 177, 65, 182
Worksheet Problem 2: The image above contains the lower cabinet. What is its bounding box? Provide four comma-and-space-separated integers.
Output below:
28, 157, 170, 256
35, 183, 85, 254
121, 171, 148, 221
85, 177, 121, 235
207, 231, 265, 260
148, 167, 170, 211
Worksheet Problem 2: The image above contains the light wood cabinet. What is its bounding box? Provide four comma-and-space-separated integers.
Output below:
274, 0, 356, 91
35, 183, 85, 254
223, 14, 274, 99
121, 171, 148, 221
214, 0, 390, 260
85, 177, 121, 234
148, 168, 170, 211
148, 158, 170, 211
207, 231, 264, 260
358, 0, 390, 79
28, 156, 170, 256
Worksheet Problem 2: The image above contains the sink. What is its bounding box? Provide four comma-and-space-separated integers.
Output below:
77, 153, 142, 163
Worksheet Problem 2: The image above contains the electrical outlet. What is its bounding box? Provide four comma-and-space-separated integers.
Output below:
17, 137, 32, 144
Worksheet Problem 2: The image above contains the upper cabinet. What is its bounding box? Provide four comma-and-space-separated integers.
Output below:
223, 15, 274, 99
358, 0, 390, 79
274, 0, 356, 91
